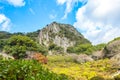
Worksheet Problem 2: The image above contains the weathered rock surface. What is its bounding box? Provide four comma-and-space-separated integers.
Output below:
38, 22, 90, 53
103, 38, 120, 66
91, 50, 104, 60
103, 39, 120, 58
70, 54, 93, 63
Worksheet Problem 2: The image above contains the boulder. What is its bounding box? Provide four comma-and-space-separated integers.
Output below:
111, 53, 120, 67
103, 38, 120, 67
72, 54, 93, 63
103, 39, 120, 58
91, 50, 104, 60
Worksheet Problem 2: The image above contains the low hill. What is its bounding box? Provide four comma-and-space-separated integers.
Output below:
0, 31, 12, 39
103, 37, 120, 66
38, 22, 90, 53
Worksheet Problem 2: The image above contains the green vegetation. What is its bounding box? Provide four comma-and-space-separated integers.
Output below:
0, 23, 119, 80
67, 43, 106, 55
48, 42, 64, 54
58, 24, 90, 44
3, 35, 47, 59
45, 55, 117, 80
0, 40, 6, 51
90, 76, 105, 80
108, 37, 120, 44
26, 30, 40, 41
114, 74, 120, 80
0, 58, 71, 80
48, 43, 63, 52
0, 31, 12, 39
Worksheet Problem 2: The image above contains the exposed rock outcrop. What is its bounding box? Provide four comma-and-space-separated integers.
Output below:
70, 54, 93, 63
103, 38, 120, 66
103, 39, 120, 58
38, 22, 90, 54
104, 40, 120, 58
91, 50, 104, 60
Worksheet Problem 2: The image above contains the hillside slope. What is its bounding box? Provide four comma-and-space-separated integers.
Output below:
103, 37, 120, 66
38, 22, 90, 53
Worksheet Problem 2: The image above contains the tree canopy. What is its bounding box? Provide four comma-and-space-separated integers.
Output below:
3, 35, 47, 59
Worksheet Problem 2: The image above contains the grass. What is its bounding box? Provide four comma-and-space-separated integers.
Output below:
45, 55, 118, 80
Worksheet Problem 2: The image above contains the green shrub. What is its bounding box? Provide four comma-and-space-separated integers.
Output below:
67, 43, 93, 55
48, 43, 63, 53
0, 59, 70, 80
3, 35, 47, 59
90, 76, 105, 80
49, 43, 57, 50
67, 47, 75, 53
114, 74, 120, 80
94, 43, 106, 51
0, 40, 6, 51
67, 43, 106, 55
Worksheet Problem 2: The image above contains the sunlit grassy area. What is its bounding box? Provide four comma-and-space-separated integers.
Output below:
44, 55, 117, 80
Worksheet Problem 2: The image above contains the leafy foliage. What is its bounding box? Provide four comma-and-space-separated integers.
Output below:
90, 76, 105, 80
67, 43, 93, 55
114, 74, 120, 80
67, 43, 106, 55
0, 40, 6, 51
0, 59, 70, 80
58, 24, 90, 44
0, 31, 12, 39
26, 30, 40, 41
48, 43, 64, 53
3, 35, 45, 59
32, 53, 48, 64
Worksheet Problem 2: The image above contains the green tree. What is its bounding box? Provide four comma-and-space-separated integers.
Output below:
0, 40, 6, 51
3, 35, 45, 59
94, 43, 106, 51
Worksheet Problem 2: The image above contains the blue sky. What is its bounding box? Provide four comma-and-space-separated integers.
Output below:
0, 0, 120, 44
0, 0, 83, 32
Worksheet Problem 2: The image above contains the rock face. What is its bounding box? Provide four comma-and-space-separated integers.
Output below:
38, 22, 90, 53
91, 50, 104, 60
103, 39, 120, 58
70, 54, 93, 63
103, 38, 120, 66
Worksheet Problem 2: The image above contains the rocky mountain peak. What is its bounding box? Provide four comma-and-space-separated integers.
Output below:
38, 22, 90, 54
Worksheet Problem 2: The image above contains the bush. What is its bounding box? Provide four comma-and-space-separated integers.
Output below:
48, 43, 64, 53
32, 53, 48, 64
67, 43, 106, 55
67, 47, 75, 53
0, 59, 70, 80
0, 40, 6, 51
67, 43, 94, 55
90, 76, 105, 80
48, 43, 57, 50
114, 74, 120, 80
3, 35, 46, 59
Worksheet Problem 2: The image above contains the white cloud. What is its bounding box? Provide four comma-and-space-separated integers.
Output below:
74, 0, 120, 44
0, 14, 11, 31
29, 8, 35, 15
57, 0, 66, 5
6, 0, 25, 7
56, 0, 87, 19
49, 14, 57, 20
